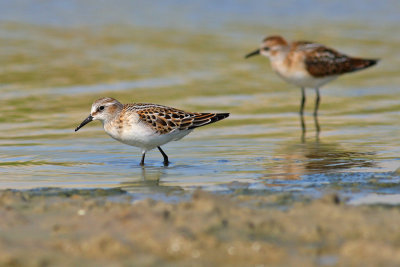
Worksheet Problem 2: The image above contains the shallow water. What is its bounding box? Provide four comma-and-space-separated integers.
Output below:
1, 0, 400, 202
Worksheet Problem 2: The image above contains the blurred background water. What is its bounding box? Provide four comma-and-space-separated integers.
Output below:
1, 0, 400, 200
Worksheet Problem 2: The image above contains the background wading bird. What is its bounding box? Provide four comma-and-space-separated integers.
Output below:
245, 35, 378, 132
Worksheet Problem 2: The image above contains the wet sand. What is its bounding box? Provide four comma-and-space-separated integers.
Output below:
1, 189, 400, 267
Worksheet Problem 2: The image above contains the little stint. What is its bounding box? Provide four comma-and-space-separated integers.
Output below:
245, 35, 378, 117
75, 97, 229, 166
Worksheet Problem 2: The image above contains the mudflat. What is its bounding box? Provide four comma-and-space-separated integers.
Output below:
1, 189, 399, 267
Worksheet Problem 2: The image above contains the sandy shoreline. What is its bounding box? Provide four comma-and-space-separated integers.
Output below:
0, 189, 400, 266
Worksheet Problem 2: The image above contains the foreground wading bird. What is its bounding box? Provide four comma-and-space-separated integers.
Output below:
75, 97, 229, 166
245, 35, 378, 117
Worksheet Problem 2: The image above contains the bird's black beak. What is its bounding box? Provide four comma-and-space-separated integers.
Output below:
245, 49, 260, 59
75, 115, 93, 132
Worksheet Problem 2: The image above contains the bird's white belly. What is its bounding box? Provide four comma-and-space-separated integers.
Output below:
271, 58, 337, 88
277, 70, 337, 88
104, 122, 192, 151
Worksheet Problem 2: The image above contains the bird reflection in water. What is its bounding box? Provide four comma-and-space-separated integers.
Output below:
300, 112, 321, 143
120, 166, 183, 195
267, 138, 376, 180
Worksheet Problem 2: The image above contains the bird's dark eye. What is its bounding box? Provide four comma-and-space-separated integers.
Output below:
263, 47, 270, 51
99, 106, 105, 111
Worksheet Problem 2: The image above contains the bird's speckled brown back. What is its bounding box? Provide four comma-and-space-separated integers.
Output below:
123, 103, 229, 135
294, 42, 378, 77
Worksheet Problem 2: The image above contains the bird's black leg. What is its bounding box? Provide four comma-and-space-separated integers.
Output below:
299, 87, 306, 140
300, 87, 306, 115
313, 87, 321, 134
140, 152, 146, 166
314, 87, 320, 117
157, 146, 169, 166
